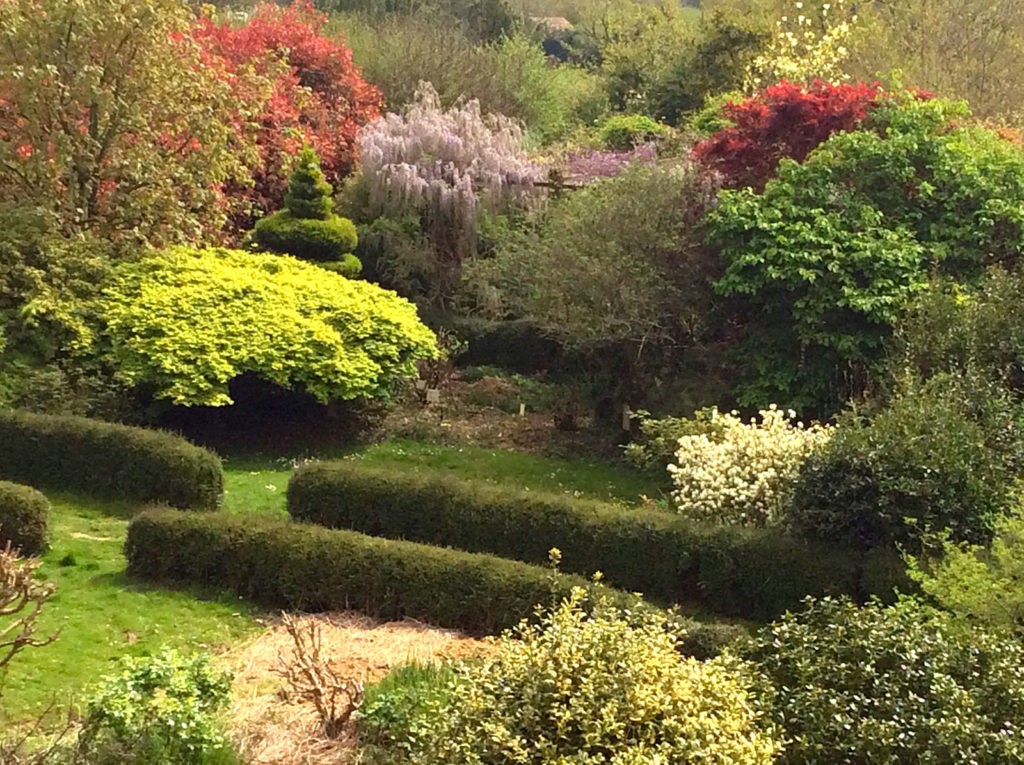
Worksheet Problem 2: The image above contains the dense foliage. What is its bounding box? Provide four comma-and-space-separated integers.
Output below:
83, 247, 437, 406
743, 596, 1024, 764
668, 405, 831, 527
0, 480, 48, 556
709, 96, 1024, 411
693, 80, 885, 191
393, 587, 781, 764
789, 376, 1022, 550
465, 161, 721, 411
0, 0, 258, 244
908, 512, 1024, 638
76, 648, 234, 765
194, 1, 382, 226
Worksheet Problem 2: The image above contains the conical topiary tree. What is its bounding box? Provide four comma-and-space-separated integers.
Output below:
284, 145, 334, 220
252, 146, 361, 277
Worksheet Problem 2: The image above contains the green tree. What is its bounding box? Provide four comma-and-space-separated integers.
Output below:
284, 146, 334, 220
0, 0, 264, 245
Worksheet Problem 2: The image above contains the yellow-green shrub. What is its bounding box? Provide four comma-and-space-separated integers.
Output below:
403, 587, 780, 764
83, 247, 437, 406
669, 405, 831, 527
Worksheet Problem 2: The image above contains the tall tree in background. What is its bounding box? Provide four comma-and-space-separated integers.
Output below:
0, 0, 262, 245
194, 2, 383, 228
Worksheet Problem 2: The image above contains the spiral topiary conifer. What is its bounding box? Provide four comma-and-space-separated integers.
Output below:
284, 145, 334, 220
252, 146, 361, 276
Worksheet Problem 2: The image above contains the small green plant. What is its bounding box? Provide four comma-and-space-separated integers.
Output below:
743, 596, 1024, 763
359, 661, 455, 759
907, 512, 1024, 637
76, 647, 235, 765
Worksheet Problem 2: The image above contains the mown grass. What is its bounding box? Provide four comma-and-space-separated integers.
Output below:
0, 495, 258, 722
3, 439, 653, 721
223, 438, 655, 519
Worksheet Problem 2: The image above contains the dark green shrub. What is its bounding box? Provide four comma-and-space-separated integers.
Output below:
437, 315, 574, 375
76, 647, 236, 765
252, 211, 358, 263
742, 596, 1024, 764
125, 508, 645, 635
287, 461, 909, 620
318, 253, 362, 278
0, 480, 48, 555
897, 267, 1024, 396
597, 114, 668, 150
789, 377, 1020, 551
0, 410, 223, 510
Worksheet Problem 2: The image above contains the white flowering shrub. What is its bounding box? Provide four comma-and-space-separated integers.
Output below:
357, 83, 541, 301
668, 405, 831, 527
745, 0, 859, 90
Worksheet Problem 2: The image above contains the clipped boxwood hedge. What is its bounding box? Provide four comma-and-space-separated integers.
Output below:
125, 508, 643, 636
0, 480, 49, 555
126, 509, 745, 650
0, 410, 223, 510
287, 462, 910, 621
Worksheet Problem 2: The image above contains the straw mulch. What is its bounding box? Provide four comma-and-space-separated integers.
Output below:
224, 611, 491, 765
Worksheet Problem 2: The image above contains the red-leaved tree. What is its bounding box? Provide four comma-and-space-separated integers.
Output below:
693, 80, 886, 191
193, 2, 382, 228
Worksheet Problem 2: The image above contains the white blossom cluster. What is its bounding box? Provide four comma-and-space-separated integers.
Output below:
667, 405, 832, 527
358, 82, 542, 245
745, 0, 859, 90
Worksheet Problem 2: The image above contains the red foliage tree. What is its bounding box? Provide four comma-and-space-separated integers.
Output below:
693, 80, 886, 191
193, 2, 382, 228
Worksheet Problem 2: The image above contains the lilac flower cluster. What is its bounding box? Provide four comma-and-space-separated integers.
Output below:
561, 142, 657, 182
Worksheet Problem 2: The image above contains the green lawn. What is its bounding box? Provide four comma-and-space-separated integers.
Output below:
3, 439, 654, 722
223, 438, 656, 518
1, 495, 258, 722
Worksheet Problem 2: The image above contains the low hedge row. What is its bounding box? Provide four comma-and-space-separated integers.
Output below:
0, 410, 223, 510
0, 480, 49, 555
287, 463, 910, 621
124, 508, 744, 652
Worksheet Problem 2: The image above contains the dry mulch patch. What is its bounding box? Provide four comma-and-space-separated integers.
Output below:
225, 611, 491, 765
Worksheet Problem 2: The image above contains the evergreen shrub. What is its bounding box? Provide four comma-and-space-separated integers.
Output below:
743, 596, 1024, 764
0, 480, 49, 555
126, 508, 636, 635
286, 461, 909, 619
0, 410, 223, 510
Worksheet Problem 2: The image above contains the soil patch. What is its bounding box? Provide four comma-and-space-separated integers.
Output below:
225, 611, 491, 765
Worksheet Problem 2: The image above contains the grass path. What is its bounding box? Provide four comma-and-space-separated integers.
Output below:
2, 439, 655, 721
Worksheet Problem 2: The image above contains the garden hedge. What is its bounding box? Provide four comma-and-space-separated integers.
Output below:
287, 462, 910, 621
0, 480, 49, 555
0, 410, 223, 510
124, 508, 743, 651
